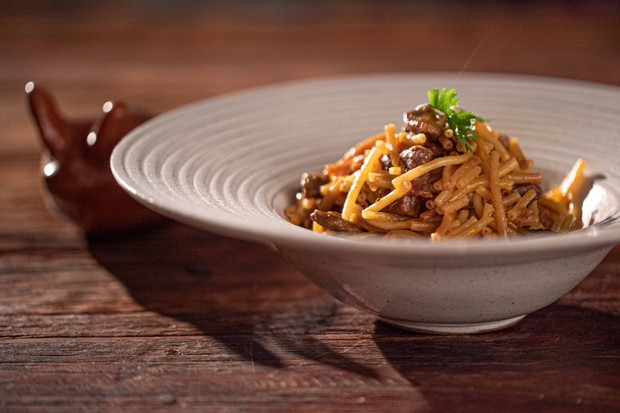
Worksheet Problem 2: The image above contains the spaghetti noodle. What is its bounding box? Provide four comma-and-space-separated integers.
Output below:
285, 89, 585, 239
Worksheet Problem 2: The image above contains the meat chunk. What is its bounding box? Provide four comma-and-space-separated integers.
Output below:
379, 154, 392, 170
403, 104, 447, 141
411, 176, 433, 198
398, 145, 434, 172
310, 210, 363, 233
386, 191, 424, 217
514, 183, 543, 200
396, 145, 434, 199
301, 172, 329, 199
426, 142, 449, 158
498, 133, 510, 149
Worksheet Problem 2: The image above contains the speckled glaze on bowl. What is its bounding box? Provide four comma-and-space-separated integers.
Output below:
111, 73, 620, 334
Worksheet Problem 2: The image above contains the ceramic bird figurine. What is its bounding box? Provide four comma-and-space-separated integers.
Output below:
26, 82, 165, 234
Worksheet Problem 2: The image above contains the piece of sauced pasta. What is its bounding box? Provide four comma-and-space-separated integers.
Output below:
285, 88, 586, 240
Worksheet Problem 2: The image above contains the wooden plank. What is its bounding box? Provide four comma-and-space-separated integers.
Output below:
0, 343, 617, 412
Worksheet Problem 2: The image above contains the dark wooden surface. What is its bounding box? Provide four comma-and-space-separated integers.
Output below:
1, 1, 619, 412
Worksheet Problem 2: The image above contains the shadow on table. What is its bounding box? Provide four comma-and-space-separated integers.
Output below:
87, 222, 379, 378
87, 220, 619, 401
372, 305, 620, 411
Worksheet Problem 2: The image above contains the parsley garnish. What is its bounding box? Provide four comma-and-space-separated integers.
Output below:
427, 88, 483, 151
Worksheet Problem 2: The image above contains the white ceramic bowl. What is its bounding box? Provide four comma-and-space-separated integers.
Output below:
111, 73, 620, 334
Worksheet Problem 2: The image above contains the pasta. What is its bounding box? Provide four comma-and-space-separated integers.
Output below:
285, 88, 586, 239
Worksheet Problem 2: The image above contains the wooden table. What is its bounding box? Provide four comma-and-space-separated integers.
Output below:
1, 2, 619, 411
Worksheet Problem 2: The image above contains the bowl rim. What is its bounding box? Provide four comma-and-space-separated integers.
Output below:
111, 72, 620, 258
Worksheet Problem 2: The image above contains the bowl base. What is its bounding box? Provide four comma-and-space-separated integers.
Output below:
378, 314, 526, 334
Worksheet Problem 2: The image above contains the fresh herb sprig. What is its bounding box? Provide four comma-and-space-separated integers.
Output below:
427, 88, 483, 151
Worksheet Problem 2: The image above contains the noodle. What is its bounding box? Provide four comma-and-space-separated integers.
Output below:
386, 229, 422, 237
472, 192, 484, 218
392, 153, 472, 187
457, 208, 470, 224
434, 188, 455, 208
508, 137, 528, 168
455, 166, 482, 189
489, 151, 508, 236
507, 188, 537, 222
385, 124, 400, 168
342, 143, 388, 220
442, 164, 455, 190
449, 178, 486, 202
399, 132, 427, 146
409, 220, 440, 232
441, 196, 470, 215
475, 121, 511, 161
476, 139, 492, 174
448, 216, 478, 237
510, 172, 542, 184
285, 90, 586, 240
450, 157, 481, 187
502, 192, 521, 207
454, 216, 495, 238
368, 172, 394, 189
364, 180, 412, 213
498, 158, 519, 177
434, 212, 455, 237
474, 186, 491, 200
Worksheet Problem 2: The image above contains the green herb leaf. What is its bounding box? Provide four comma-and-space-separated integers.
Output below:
427, 88, 482, 151
427, 88, 459, 112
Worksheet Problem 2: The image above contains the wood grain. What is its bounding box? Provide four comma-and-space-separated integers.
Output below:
1, 1, 619, 412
